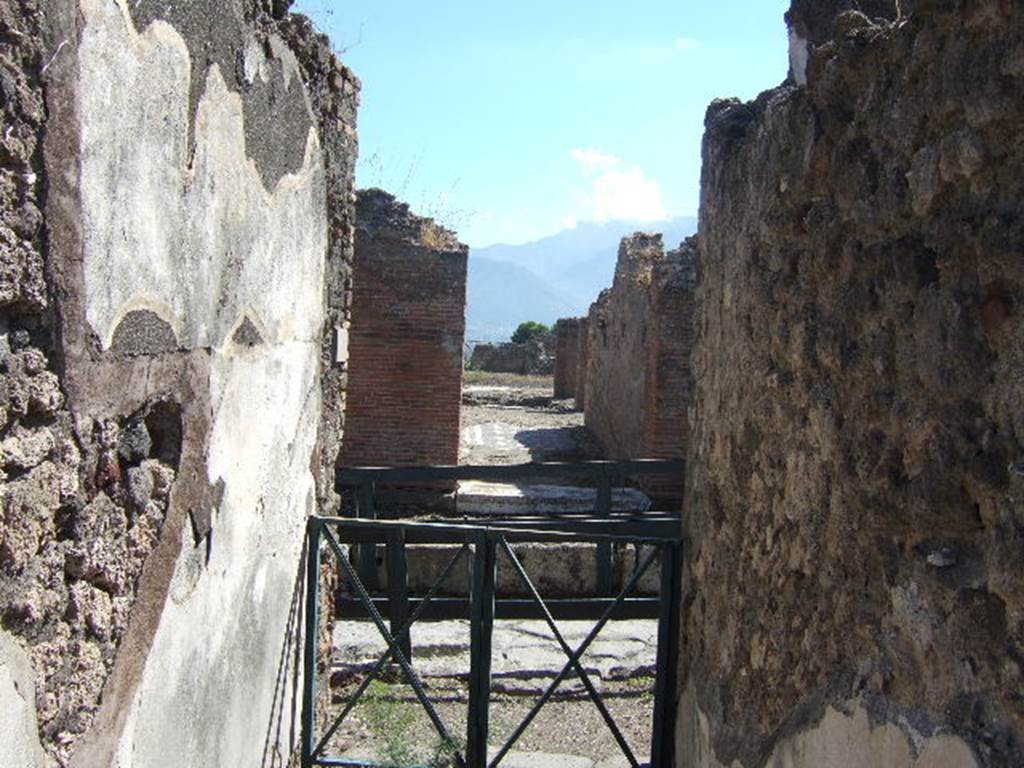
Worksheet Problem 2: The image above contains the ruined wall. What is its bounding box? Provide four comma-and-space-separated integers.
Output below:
575, 317, 590, 410
0, 1, 358, 765
680, 2, 1023, 767
468, 335, 555, 375
584, 235, 694, 494
553, 317, 582, 400
585, 235, 662, 460
342, 189, 467, 468
643, 238, 697, 465
279, 12, 361, 516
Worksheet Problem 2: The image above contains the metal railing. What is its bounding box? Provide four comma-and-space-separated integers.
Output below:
301, 516, 682, 768
300, 460, 684, 768
336, 459, 684, 598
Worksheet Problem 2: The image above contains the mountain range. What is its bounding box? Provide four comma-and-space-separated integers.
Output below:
466, 216, 698, 343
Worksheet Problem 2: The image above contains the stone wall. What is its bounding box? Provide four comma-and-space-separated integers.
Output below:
0, 1, 358, 765
643, 238, 697, 466
575, 317, 590, 411
279, 12, 361, 517
553, 317, 583, 400
680, 2, 1023, 767
583, 234, 695, 496
341, 189, 467, 468
468, 335, 555, 375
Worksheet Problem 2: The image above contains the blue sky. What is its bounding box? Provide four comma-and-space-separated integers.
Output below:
293, 1, 791, 247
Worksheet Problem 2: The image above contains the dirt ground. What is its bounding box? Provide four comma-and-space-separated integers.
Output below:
324, 676, 655, 768
460, 373, 602, 466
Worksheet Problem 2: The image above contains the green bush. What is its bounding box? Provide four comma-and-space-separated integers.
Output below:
511, 321, 550, 344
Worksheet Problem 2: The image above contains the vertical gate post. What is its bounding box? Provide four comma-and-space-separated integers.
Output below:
596, 466, 613, 594
387, 529, 412, 662
301, 518, 323, 767
356, 481, 379, 590
467, 532, 497, 767
651, 541, 682, 768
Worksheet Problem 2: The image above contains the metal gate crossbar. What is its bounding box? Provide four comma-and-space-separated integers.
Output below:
317, 523, 467, 767
303, 514, 682, 768
314, 541, 471, 760
489, 539, 659, 768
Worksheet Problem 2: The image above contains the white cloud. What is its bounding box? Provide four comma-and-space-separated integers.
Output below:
674, 37, 697, 51
569, 148, 621, 174
570, 147, 668, 223
561, 216, 578, 230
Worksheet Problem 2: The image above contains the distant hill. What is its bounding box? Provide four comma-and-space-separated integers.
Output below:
466, 216, 698, 342
466, 258, 579, 343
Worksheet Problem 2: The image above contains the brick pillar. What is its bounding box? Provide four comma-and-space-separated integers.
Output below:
575, 316, 590, 411
553, 317, 582, 399
341, 189, 469, 469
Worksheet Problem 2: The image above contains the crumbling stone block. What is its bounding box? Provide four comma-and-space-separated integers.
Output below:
468, 335, 555, 375
582, 234, 696, 500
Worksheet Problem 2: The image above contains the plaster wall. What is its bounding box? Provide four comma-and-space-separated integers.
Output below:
0, 630, 48, 768
0, 0, 358, 765
75, 3, 323, 765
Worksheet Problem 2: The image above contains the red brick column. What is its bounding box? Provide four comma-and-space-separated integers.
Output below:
553, 317, 583, 399
575, 317, 590, 410
341, 190, 468, 468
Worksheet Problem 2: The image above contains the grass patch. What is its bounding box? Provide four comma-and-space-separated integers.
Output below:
463, 370, 553, 389
361, 681, 465, 767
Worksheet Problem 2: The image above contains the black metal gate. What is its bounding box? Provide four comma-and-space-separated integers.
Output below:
301, 460, 683, 768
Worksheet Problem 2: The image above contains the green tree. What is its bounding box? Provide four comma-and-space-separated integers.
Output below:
511, 321, 550, 344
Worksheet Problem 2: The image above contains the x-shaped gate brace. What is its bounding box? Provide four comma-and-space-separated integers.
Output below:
301, 517, 682, 768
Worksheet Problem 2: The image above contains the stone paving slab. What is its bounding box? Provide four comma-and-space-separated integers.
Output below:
457, 481, 651, 516
497, 750, 597, 768
462, 421, 583, 463
332, 619, 659, 690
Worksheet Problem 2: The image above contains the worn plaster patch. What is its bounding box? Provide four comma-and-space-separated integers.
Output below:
682, 695, 979, 768
788, 27, 809, 86
0, 631, 47, 768
79, 0, 326, 354
126, 0, 314, 188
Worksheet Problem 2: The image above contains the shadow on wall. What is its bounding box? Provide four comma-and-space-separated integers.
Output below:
260, 538, 307, 768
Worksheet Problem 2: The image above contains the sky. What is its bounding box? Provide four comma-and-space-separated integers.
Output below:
292, 1, 791, 247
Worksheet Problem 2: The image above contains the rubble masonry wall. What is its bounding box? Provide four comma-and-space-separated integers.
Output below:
584, 234, 695, 495
575, 317, 590, 410
0, 1, 358, 765
680, 2, 1023, 766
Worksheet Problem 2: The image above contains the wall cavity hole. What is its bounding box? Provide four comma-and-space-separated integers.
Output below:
145, 400, 183, 470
